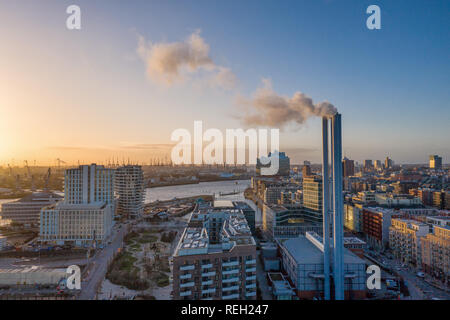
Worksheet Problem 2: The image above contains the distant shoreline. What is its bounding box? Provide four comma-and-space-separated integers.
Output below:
146, 177, 250, 189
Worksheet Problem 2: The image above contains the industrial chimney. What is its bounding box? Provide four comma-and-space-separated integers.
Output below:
322, 113, 344, 300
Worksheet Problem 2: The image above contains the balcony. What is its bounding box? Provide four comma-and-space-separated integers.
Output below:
246, 267, 256, 272
201, 263, 213, 269
246, 275, 256, 281
222, 293, 240, 300
246, 291, 256, 297
180, 281, 195, 288
202, 280, 213, 286
180, 290, 192, 297
246, 283, 256, 289
245, 259, 256, 265
202, 288, 216, 294
180, 273, 192, 280
222, 261, 239, 267
222, 277, 239, 283
223, 269, 240, 276
202, 271, 216, 277
222, 285, 239, 292
180, 265, 195, 271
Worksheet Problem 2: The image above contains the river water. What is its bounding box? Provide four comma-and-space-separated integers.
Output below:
144, 179, 262, 224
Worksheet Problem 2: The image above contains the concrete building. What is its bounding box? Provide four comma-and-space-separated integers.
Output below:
0, 192, 62, 226
39, 164, 115, 246
421, 225, 449, 283
429, 155, 442, 170
389, 219, 429, 266
426, 216, 450, 228
172, 203, 257, 300
114, 165, 145, 218
267, 273, 296, 300
279, 232, 366, 300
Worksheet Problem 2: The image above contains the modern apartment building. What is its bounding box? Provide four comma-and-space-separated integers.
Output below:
39, 164, 115, 246
172, 202, 257, 300
421, 225, 450, 283
114, 165, 145, 218
0, 192, 62, 226
362, 207, 402, 250
389, 219, 429, 266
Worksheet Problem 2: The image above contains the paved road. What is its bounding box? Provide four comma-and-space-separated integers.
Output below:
78, 224, 128, 300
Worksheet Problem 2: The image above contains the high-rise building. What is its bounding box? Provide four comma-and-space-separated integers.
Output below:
40, 164, 115, 246
342, 157, 355, 177
302, 163, 312, 177
374, 160, 382, 170
385, 157, 393, 169
363, 160, 373, 172
429, 155, 442, 170
65, 164, 115, 206
115, 165, 145, 218
302, 176, 323, 213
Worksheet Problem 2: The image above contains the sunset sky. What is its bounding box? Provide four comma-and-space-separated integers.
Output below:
0, 0, 449, 165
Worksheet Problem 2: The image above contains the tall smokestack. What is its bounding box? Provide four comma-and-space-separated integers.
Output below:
331, 113, 344, 300
322, 117, 331, 300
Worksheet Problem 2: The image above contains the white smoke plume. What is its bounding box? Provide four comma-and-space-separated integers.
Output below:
137, 30, 235, 88
239, 79, 337, 128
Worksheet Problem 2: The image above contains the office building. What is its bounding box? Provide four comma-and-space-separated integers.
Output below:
362, 207, 402, 250
262, 204, 322, 239
302, 176, 323, 213
363, 160, 373, 172
385, 157, 393, 169
429, 155, 442, 170
115, 165, 145, 218
342, 158, 355, 177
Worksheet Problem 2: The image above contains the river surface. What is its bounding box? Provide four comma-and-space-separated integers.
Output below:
144, 179, 262, 224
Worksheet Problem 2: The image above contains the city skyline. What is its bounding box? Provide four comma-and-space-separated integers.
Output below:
1, 1, 449, 165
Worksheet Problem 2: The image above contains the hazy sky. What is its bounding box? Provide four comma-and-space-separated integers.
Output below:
0, 0, 449, 165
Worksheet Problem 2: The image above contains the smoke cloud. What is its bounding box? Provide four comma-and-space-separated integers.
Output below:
137, 30, 235, 88
239, 79, 337, 128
